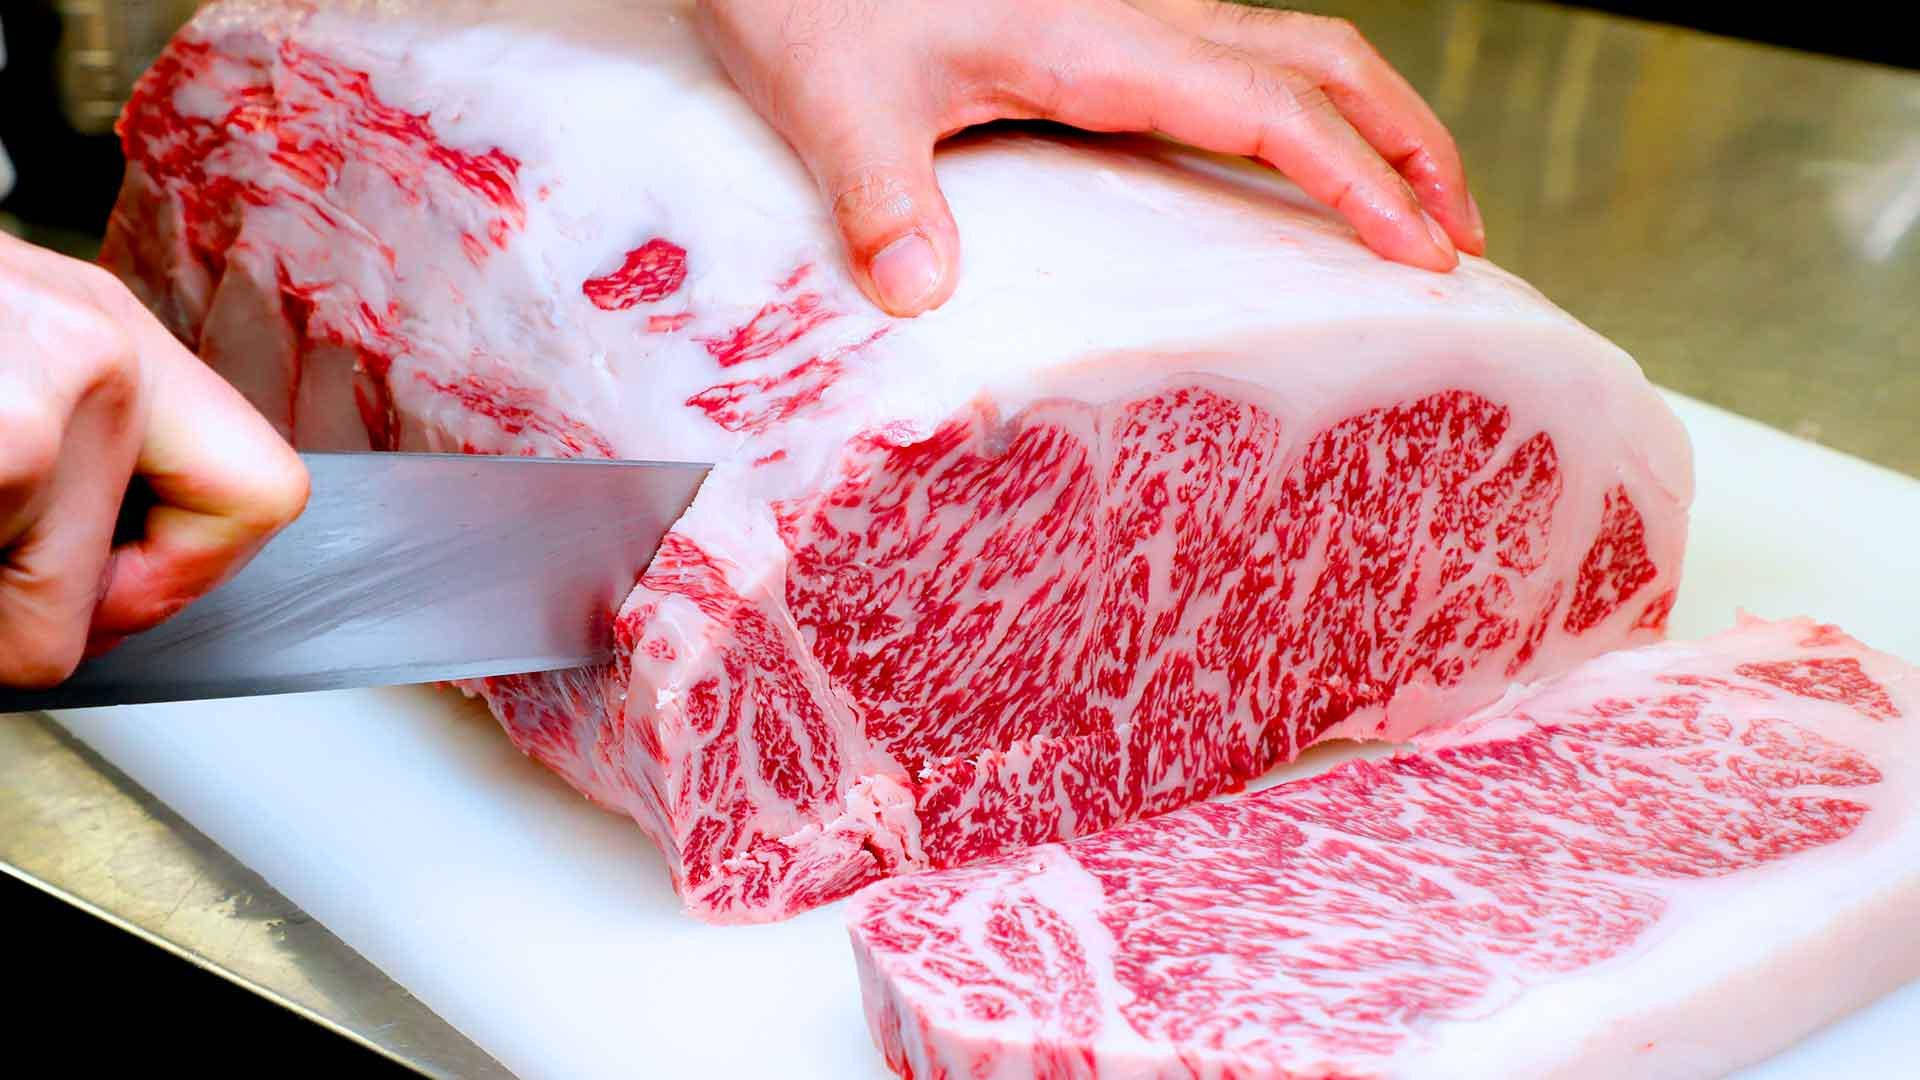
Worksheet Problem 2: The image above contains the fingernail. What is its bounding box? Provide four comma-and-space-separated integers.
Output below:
1465, 192, 1486, 247
1424, 210, 1456, 259
870, 232, 941, 314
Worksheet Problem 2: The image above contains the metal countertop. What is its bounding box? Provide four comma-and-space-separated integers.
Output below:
3, 2, 1916, 1076
1309, 0, 1919, 476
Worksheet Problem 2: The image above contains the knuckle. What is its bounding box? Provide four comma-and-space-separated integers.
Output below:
81, 327, 142, 396
0, 406, 64, 493
1327, 177, 1366, 217
44, 305, 142, 401
829, 167, 920, 238
1291, 79, 1335, 116
1314, 16, 1367, 50
68, 257, 130, 300
1267, 68, 1332, 122
1425, 135, 1466, 174
1318, 46, 1364, 91
1304, 16, 1376, 84
1400, 143, 1443, 181
240, 451, 311, 534
267, 451, 312, 525
982, 39, 1059, 112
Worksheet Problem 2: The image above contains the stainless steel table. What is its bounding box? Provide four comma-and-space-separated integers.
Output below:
1316, 0, 1920, 476
3, 2, 1916, 1076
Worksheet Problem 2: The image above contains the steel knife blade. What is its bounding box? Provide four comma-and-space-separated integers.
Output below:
0, 451, 710, 712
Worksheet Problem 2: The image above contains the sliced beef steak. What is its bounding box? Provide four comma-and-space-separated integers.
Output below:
848, 618, 1920, 1079
104, 0, 1692, 921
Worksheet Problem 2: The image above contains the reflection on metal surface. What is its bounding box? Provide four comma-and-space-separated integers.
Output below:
1832, 138, 1920, 263
1428, 1, 1484, 119
1305, 0, 1920, 476
0, 713, 514, 1080
0, 1, 1916, 1073
1542, 18, 1601, 208
52, 0, 202, 133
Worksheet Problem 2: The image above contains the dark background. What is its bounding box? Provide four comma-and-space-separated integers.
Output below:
3, 870, 416, 1075
3, 1, 1916, 1075
1, 0, 126, 235
1560, 2, 1919, 71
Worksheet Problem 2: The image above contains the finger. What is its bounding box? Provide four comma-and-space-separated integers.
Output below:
794, 108, 961, 316
1133, 3, 1481, 253
0, 367, 64, 549
0, 376, 140, 688
0, 258, 117, 546
90, 304, 308, 638
696, 0, 963, 315
1016, 10, 1455, 271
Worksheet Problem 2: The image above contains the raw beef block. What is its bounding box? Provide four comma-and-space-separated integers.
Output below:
103, 0, 1692, 921
848, 617, 1920, 1080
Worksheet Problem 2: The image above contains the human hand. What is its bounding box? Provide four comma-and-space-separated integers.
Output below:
0, 233, 308, 687
698, 0, 1483, 316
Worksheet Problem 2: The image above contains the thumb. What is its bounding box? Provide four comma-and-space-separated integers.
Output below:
798, 114, 960, 317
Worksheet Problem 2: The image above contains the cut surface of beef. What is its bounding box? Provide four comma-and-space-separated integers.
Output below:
848, 617, 1920, 1079
105, 0, 1692, 921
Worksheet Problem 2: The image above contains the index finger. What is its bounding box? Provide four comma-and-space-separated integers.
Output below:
1130, 1, 1481, 254
1010, 6, 1457, 270
89, 298, 309, 638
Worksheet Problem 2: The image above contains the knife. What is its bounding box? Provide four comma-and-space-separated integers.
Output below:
0, 452, 710, 712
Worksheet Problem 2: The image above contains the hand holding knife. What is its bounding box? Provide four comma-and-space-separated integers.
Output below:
2, 452, 707, 712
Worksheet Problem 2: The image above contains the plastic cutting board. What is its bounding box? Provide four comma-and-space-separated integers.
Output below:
49, 392, 1920, 1079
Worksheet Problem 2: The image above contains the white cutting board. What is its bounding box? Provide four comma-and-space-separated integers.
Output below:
49, 392, 1920, 1080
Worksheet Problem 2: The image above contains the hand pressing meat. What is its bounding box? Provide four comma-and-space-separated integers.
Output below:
697, 0, 1483, 315
0, 233, 308, 688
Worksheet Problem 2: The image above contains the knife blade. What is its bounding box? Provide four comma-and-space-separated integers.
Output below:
0, 451, 710, 712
